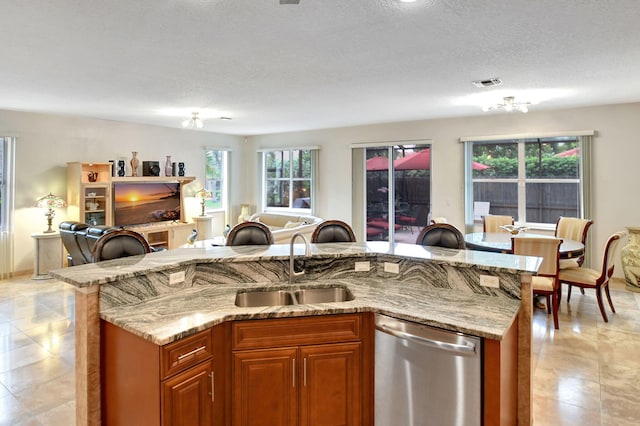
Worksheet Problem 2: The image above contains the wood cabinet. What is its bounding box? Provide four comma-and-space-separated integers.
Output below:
231, 314, 371, 426
129, 222, 195, 250
102, 321, 223, 426
101, 313, 372, 426
299, 343, 361, 426
67, 162, 113, 226
162, 361, 214, 426
233, 348, 298, 426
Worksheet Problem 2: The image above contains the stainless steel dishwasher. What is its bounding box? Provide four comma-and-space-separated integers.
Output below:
375, 314, 482, 426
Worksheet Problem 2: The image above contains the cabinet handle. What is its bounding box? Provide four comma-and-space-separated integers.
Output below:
209, 372, 215, 402
303, 358, 307, 387
177, 345, 206, 361
292, 358, 296, 388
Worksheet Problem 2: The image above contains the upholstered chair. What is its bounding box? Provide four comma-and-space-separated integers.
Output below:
512, 236, 563, 329
482, 215, 515, 233
225, 221, 274, 246
555, 216, 594, 269
415, 224, 466, 249
91, 229, 152, 262
59, 221, 90, 265
311, 220, 356, 243
81, 226, 118, 261
559, 231, 625, 322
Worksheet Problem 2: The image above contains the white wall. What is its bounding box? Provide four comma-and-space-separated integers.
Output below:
3, 102, 639, 277
0, 109, 244, 274
248, 102, 640, 277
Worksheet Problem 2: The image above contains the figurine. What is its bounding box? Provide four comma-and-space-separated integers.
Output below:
186, 229, 198, 245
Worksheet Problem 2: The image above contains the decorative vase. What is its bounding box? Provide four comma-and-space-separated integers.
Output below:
621, 227, 640, 292
117, 160, 126, 177
130, 151, 140, 177
165, 155, 173, 177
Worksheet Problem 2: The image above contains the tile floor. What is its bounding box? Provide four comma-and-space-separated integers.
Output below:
1, 275, 639, 425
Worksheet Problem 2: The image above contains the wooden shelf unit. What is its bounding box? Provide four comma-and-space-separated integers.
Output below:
67, 162, 196, 248
67, 162, 114, 226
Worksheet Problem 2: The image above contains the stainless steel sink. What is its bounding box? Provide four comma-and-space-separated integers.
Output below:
235, 286, 354, 307
294, 287, 354, 304
234, 290, 295, 307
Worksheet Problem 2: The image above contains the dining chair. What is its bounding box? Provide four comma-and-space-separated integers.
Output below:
555, 216, 594, 269
225, 221, 274, 246
558, 231, 625, 322
512, 236, 563, 329
415, 223, 466, 249
482, 215, 514, 233
311, 220, 356, 243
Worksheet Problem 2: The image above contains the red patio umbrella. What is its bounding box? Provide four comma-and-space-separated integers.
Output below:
366, 156, 389, 171
473, 161, 490, 170
393, 149, 489, 170
554, 147, 579, 157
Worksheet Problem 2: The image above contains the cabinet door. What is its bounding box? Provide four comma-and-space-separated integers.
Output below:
299, 343, 361, 426
82, 184, 111, 226
162, 361, 213, 426
233, 348, 298, 426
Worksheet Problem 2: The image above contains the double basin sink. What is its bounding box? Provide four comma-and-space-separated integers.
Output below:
235, 285, 354, 307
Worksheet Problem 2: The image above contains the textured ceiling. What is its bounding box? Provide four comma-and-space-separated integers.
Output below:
1, 0, 639, 135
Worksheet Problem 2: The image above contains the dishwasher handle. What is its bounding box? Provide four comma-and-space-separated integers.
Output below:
377, 324, 477, 355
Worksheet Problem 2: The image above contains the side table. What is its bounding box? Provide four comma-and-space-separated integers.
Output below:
193, 215, 214, 240
31, 231, 64, 280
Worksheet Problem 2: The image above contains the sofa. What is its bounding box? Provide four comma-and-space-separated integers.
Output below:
249, 212, 323, 244
59, 221, 154, 265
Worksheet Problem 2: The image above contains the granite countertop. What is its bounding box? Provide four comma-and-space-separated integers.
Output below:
51, 241, 540, 288
51, 241, 537, 346
101, 276, 521, 345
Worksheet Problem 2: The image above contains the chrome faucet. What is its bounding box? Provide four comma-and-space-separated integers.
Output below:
289, 232, 311, 284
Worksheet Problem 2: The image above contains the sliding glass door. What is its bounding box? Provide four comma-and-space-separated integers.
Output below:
364, 144, 431, 243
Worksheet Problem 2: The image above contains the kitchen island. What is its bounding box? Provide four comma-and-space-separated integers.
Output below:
52, 241, 539, 425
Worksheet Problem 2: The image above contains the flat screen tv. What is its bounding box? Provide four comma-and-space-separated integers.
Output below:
113, 182, 181, 226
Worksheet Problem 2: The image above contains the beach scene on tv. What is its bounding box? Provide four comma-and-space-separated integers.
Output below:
114, 183, 181, 226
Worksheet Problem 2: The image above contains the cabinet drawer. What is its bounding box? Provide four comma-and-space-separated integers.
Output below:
161, 329, 213, 379
232, 314, 362, 350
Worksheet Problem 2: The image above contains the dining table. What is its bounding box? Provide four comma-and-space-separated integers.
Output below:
464, 232, 585, 259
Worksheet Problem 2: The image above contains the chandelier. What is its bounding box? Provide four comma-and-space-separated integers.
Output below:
482, 96, 530, 113
182, 112, 204, 129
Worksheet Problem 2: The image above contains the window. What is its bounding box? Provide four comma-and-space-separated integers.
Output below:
1, 136, 15, 278
204, 149, 228, 211
263, 149, 315, 211
464, 134, 591, 228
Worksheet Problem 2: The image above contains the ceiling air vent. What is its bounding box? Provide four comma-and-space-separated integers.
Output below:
472, 78, 503, 88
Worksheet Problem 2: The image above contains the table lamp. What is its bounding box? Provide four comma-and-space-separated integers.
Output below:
35, 192, 66, 233
194, 188, 212, 216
